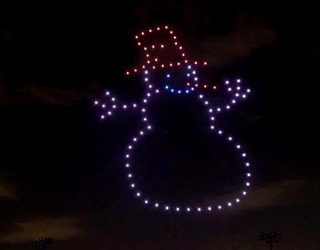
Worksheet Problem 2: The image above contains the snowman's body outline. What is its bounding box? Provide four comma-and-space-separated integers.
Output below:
94, 25, 252, 213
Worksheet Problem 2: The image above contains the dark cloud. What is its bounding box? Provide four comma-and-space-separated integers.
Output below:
190, 11, 277, 67
0, 170, 16, 200
214, 179, 307, 212
0, 81, 103, 107
0, 216, 83, 243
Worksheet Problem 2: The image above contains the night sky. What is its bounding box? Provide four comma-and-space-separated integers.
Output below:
0, 1, 319, 249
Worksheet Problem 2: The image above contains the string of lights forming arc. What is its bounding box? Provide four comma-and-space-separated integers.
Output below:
93, 25, 253, 214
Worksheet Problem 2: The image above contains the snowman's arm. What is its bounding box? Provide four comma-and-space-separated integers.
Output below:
211, 79, 252, 113
93, 90, 141, 120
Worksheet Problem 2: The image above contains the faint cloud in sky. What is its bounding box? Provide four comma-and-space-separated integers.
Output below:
204, 179, 307, 212
0, 216, 83, 243
239, 179, 306, 209
0, 170, 16, 201
192, 11, 277, 67
0, 81, 102, 107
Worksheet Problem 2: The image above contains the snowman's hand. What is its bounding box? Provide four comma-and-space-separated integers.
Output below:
93, 90, 140, 120
211, 78, 252, 113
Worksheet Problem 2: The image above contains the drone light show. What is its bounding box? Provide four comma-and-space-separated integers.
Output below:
93, 25, 253, 214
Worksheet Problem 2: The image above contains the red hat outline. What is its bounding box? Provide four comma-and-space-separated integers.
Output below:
125, 25, 208, 76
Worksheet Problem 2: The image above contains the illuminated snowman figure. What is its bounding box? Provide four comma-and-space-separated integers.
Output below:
94, 25, 253, 213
